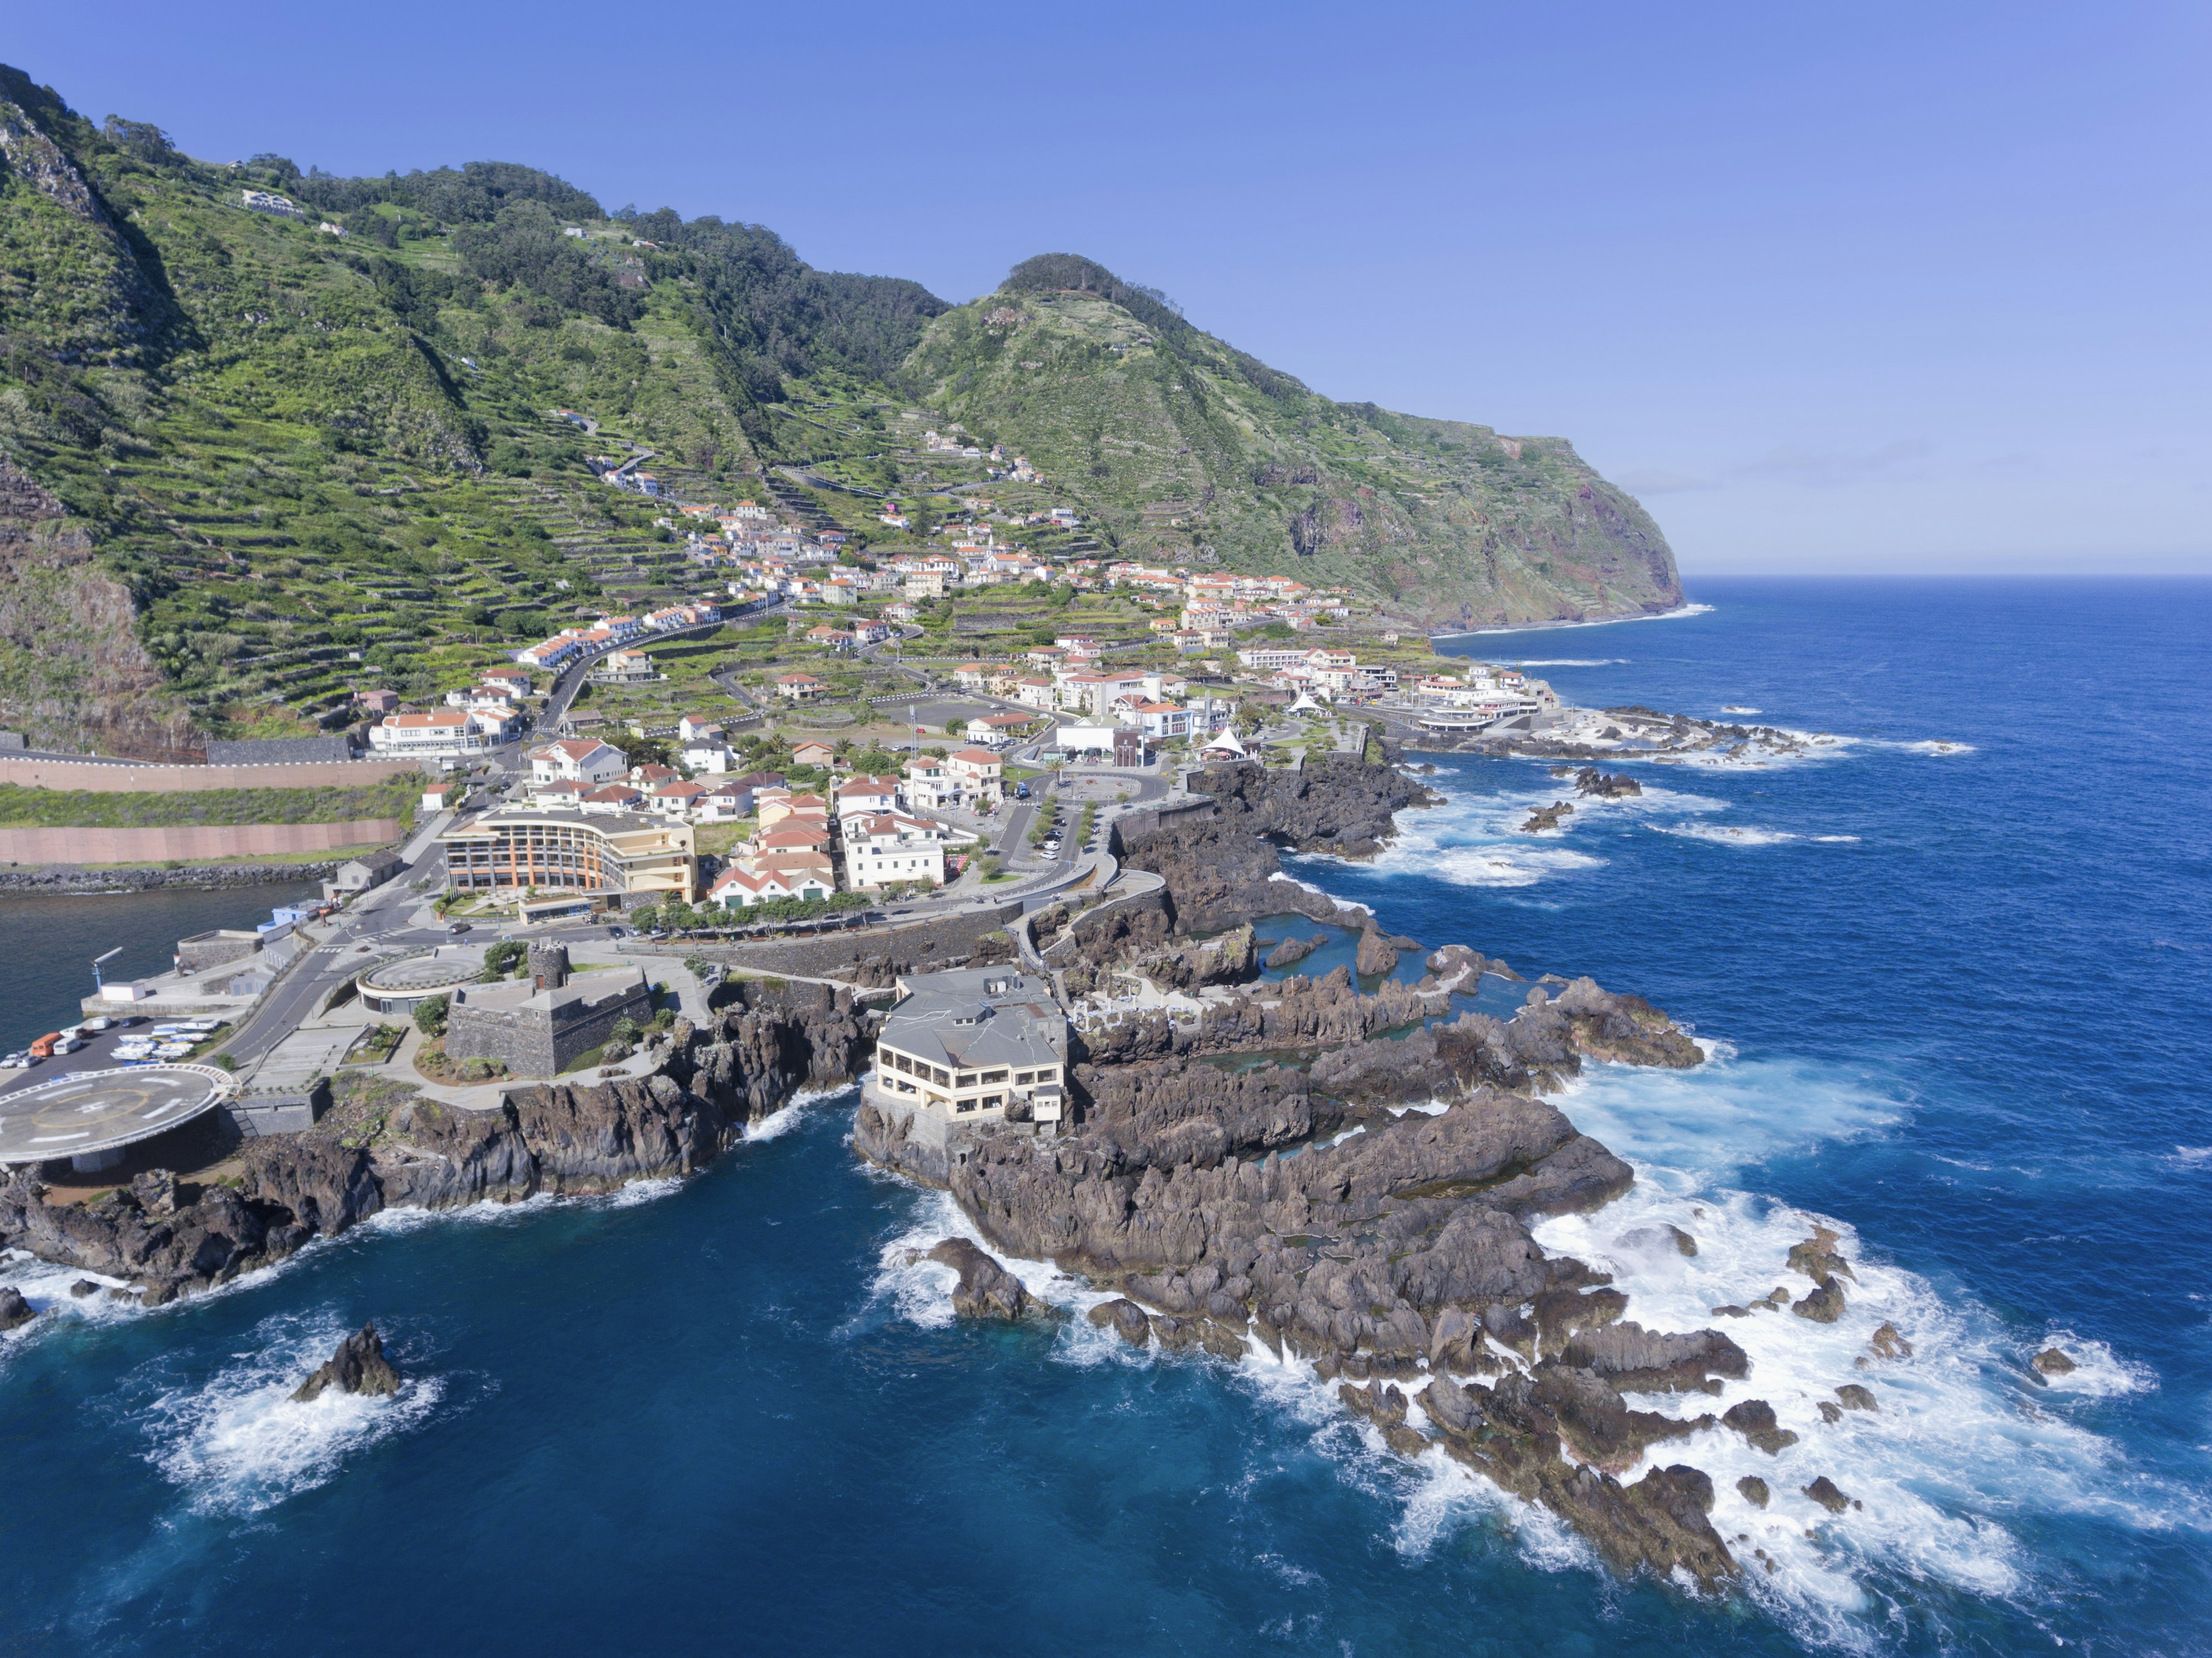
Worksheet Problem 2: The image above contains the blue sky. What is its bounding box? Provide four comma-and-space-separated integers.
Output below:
24, 2, 2209, 575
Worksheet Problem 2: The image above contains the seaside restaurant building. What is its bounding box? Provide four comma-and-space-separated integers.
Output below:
439, 807, 698, 920
866, 968, 1067, 1145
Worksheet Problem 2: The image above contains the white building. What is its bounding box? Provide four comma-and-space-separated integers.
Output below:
529, 739, 629, 788
842, 812, 950, 889
368, 709, 503, 760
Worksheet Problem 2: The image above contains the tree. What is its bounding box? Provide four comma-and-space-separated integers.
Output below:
414, 995, 450, 1037
481, 940, 528, 981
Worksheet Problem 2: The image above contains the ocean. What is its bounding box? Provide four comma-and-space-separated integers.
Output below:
1, 578, 2206, 1655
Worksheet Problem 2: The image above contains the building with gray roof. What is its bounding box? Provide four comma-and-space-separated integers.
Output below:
867, 967, 1067, 1148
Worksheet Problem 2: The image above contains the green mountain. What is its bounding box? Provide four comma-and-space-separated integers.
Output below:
899, 254, 1681, 629
0, 66, 1677, 758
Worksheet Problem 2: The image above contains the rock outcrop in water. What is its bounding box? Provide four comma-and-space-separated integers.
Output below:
0, 979, 874, 1304
291, 1322, 402, 1402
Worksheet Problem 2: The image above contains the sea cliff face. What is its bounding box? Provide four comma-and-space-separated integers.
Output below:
0, 980, 873, 1304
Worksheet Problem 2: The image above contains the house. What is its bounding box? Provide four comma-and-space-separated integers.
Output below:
697, 780, 756, 822
483, 667, 533, 696
902, 755, 956, 813
863, 967, 1069, 1139
834, 774, 900, 819
842, 812, 951, 889
631, 763, 681, 789
791, 740, 838, 770
751, 822, 834, 859
807, 624, 856, 646
775, 673, 825, 702
649, 781, 709, 822
354, 688, 400, 716
1010, 676, 1056, 711
710, 864, 835, 909
591, 649, 658, 684
368, 709, 502, 760
681, 740, 735, 774
1120, 700, 1190, 741
757, 791, 830, 830
677, 713, 725, 744
579, 783, 646, 815
530, 738, 629, 788
333, 849, 403, 892
518, 637, 585, 671
944, 748, 1004, 807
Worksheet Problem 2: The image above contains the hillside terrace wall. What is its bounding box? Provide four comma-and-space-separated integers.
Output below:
0, 819, 403, 865
0, 756, 420, 792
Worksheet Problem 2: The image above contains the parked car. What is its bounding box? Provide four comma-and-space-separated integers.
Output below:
447, 922, 472, 935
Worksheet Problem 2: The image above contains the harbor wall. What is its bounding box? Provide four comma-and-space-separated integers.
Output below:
0, 819, 403, 865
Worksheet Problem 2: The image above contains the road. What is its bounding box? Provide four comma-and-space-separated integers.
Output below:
221, 818, 457, 1066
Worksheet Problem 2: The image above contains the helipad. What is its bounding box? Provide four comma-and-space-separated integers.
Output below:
0, 1064, 234, 1171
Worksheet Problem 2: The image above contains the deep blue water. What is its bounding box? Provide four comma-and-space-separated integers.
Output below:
2, 579, 2208, 1655
0, 881, 321, 1054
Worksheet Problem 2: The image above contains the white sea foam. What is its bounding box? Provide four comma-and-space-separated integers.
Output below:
1531, 1181, 2203, 1642
1722, 705, 1764, 714
1349, 771, 1717, 891
0, 1248, 139, 1336
1897, 740, 1975, 756
139, 1311, 444, 1515
1652, 822, 1800, 846
748, 1081, 855, 1143
1548, 1049, 1904, 1176
1812, 835, 1862, 843
2028, 1333, 2156, 1399
1440, 601, 1715, 638
1504, 657, 1630, 667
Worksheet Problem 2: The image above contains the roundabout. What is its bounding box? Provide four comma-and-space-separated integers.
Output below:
0, 1063, 236, 1172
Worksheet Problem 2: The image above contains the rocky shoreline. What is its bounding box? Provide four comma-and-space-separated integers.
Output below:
0, 978, 872, 1304
0, 752, 1872, 1592
1411, 705, 1840, 767
0, 861, 343, 893
854, 756, 1808, 1585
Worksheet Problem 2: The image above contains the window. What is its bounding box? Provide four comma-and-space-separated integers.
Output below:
955, 1100, 976, 1114
956, 1073, 978, 1089
980, 1070, 1007, 1084
1033, 1066, 1058, 1082
979, 1095, 1003, 1111
1014, 1070, 1034, 1085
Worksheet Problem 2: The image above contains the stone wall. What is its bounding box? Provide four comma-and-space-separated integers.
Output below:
0, 819, 402, 864
635, 902, 1025, 986
203, 737, 355, 764
444, 975, 652, 1078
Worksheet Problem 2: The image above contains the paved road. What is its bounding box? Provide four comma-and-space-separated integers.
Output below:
222, 823, 455, 1066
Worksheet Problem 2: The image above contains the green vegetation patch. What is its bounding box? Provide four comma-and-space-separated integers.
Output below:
0, 779, 418, 828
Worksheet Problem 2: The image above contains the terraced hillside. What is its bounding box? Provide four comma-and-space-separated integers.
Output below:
0, 65, 1677, 754
0, 67, 938, 757
900, 255, 1683, 629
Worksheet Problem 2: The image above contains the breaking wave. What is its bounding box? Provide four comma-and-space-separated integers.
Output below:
134, 1311, 445, 1516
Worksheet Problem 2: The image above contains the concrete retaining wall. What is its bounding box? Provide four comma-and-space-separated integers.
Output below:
635, 903, 1025, 985
0, 818, 403, 864
0, 756, 419, 792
